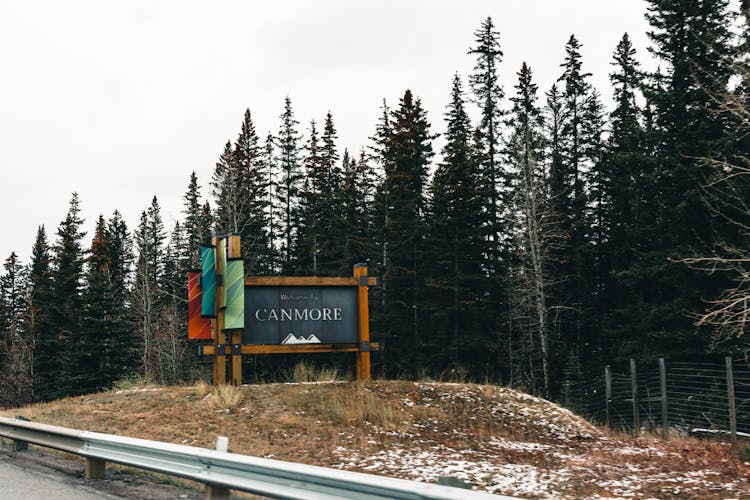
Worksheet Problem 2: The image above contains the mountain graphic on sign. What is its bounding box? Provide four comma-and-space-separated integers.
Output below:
282, 333, 322, 344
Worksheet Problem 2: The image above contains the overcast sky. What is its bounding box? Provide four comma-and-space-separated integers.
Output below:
0, 0, 653, 264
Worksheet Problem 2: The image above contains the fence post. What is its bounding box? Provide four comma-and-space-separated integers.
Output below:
659, 358, 668, 439
630, 359, 639, 437
605, 365, 612, 429
726, 356, 737, 447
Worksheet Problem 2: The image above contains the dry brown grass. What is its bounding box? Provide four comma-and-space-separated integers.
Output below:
203, 384, 244, 412
292, 361, 338, 383
1, 381, 747, 499
194, 381, 211, 399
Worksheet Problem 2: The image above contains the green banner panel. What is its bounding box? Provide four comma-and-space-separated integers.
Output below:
200, 245, 216, 317
217, 237, 227, 310
224, 259, 245, 330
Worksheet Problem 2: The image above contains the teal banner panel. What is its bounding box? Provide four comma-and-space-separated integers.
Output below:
200, 245, 216, 317
224, 259, 245, 330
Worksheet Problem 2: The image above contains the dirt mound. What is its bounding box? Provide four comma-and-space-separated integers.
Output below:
2, 380, 746, 498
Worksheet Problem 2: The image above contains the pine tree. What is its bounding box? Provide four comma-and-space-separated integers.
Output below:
598, 34, 652, 360
78, 216, 116, 394
105, 211, 137, 383
370, 100, 393, 375
636, 0, 734, 360
468, 16, 507, 274
27, 226, 55, 401
133, 196, 166, 380
158, 221, 189, 384
294, 120, 323, 274
548, 35, 604, 378
232, 109, 270, 274
183, 172, 206, 268
376, 90, 434, 377
211, 140, 235, 234
425, 74, 486, 377
319, 111, 345, 273
276, 96, 303, 272
262, 132, 280, 274
295, 113, 345, 275
0, 251, 32, 406
49, 193, 87, 399
340, 148, 375, 272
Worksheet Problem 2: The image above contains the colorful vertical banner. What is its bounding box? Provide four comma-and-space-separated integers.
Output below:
217, 237, 228, 310
224, 259, 245, 330
188, 271, 212, 340
200, 245, 216, 317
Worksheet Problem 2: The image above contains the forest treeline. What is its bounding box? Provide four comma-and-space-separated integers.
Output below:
2, 0, 749, 406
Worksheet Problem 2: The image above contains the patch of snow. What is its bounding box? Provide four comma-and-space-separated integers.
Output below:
114, 387, 163, 394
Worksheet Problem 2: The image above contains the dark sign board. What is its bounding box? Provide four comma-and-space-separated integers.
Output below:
243, 286, 358, 345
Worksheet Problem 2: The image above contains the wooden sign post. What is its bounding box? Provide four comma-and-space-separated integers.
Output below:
212, 234, 227, 385
227, 234, 243, 386
354, 264, 371, 381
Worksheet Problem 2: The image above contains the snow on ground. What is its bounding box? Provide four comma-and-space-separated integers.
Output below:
331, 382, 747, 499
333, 434, 746, 499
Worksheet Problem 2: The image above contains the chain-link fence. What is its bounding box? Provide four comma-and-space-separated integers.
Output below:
578, 357, 750, 442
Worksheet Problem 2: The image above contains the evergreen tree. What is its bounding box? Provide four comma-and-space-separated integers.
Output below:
294, 119, 323, 274
262, 132, 280, 274
319, 111, 345, 273
635, 0, 734, 360
232, 109, 270, 274
370, 100, 393, 376
661, 1, 750, 355
295, 113, 345, 275
597, 34, 652, 361
340, 148, 375, 272
468, 16, 507, 274
158, 221, 190, 384
376, 90, 434, 377
183, 171, 206, 268
105, 210, 137, 383
548, 35, 604, 379
211, 140, 235, 233
276, 96, 303, 272
48, 194, 87, 398
78, 216, 116, 394
0, 251, 32, 406
133, 196, 166, 380
27, 226, 55, 401
425, 74, 486, 377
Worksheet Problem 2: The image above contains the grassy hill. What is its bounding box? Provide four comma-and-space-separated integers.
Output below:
1, 379, 747, 498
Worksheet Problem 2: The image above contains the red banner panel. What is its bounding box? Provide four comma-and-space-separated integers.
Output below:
188, 271, 212, 340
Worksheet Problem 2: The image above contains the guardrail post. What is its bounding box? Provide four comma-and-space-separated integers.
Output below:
85, 458, 106, 480
205, 436, 231, 499
11, 439, 28, 451
204, 484, 231, 500
12, 415, 29, 450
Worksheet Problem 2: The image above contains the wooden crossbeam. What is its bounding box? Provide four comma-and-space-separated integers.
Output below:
245, 276, 377, 287
202, 342, 379, 356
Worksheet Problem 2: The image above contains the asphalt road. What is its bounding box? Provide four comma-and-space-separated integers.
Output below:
0, 455, 117, 499
0, 447, 202, 500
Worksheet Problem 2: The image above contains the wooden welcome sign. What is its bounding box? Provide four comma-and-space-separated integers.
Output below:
188, 234, 378, 385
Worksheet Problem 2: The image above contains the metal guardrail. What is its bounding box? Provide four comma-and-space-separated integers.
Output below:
0, 416, 514, 499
